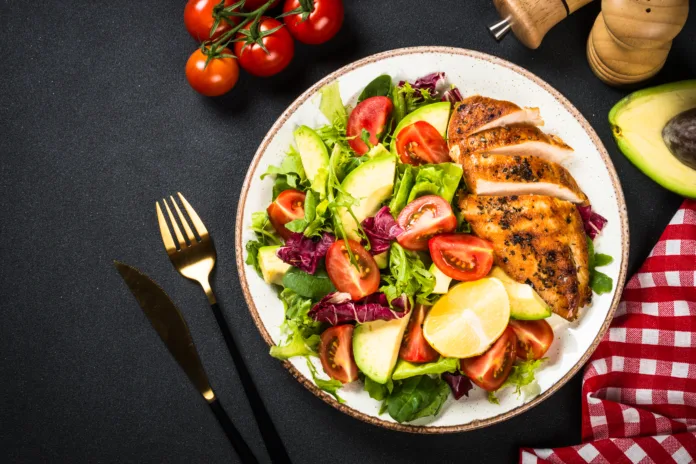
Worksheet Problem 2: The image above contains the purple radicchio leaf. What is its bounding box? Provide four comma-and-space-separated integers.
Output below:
276, 232, 335, 274
308, 292, 411, 325
398, 72, 446, 100
442, 372, 473, 400
577, 205, 608, 240
441, 86, 463, 103
360, 206, 404, 255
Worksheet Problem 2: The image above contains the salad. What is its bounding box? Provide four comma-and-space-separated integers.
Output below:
245, 72, 613, 424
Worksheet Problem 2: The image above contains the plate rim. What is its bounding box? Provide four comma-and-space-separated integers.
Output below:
234, 46, 629, 434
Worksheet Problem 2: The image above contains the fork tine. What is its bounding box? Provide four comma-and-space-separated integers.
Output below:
178, 192, 209, 238
171, 195, 196, 243
163, 198, 187, 248
156, 202, 177, 253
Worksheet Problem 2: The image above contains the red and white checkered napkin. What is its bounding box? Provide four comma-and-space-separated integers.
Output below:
521, 199, 696, 464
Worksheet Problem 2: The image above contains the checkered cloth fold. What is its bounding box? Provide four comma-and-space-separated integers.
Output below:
521, 199, 696, 464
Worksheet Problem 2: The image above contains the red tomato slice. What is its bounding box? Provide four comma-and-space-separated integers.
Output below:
429, 234, 494, 281
396, 195, 457, 251
319, 325, 358, 383
325, 240, 380, 300
460, 326, 517, 392
267, 189, 305, 240
395, 121, 450, 165
509, 319, 554, 360
400, 304, 439, 363
346, 96, 393, 155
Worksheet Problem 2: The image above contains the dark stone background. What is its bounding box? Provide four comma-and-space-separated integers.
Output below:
1, 1, 693, 462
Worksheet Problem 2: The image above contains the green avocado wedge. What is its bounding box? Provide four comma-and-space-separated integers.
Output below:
609, 80, 696, 198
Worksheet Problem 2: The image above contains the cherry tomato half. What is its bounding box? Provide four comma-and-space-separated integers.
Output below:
325, 240, 380, 300
184, 0, 239, 42
234, 17, 294, 77
244, 0, 280, 10
429, 234, 494, 281
267, 189, 305, 240
396, 195, 457, 251
509, 319, 554, 360
319, 325, 358, 383
396, 121, 450, 165
400, 304, 440, 364
460, 326, 517, 392
346, 96, 393, 155
185, 49, 240, 97
283, 0, 344, 45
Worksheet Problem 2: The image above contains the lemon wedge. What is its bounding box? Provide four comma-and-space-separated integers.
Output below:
423, 278, 510, 358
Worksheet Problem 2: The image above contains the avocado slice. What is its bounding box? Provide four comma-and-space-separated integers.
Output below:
353, 314, 412, 384
389, 102, 451, 156
258, 246, 291, 286
609, 80, 696, 198
429, 263, 452, 294
374, 251, 389, 269
366, 143, 390, 158
294, 125, 329, 186
338, 152, 396, 240
489, 267, 551, 320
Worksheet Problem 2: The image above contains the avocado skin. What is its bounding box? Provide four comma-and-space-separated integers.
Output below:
663, 108, 696, 170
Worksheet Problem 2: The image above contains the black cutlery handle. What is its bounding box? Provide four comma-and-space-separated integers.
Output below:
208, 398, 259, 464
210, 303, 291, 464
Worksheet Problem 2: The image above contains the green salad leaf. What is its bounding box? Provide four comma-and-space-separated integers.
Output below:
358, 75, 392, 102
389, 164, 416, 215
488, 358, 545, 404
595, 253, 613, 267
306, 357, 345, 403
587, 237, 614, 295
364, 376, 393, 401
392, 357, 459, 380
269, 327, 320, 360
245, 211, 282, 276
398, 82, 440, 114
390, 84, 406, 127
386, 375, 450, 423
282, 268, 336, 300
269, 289, 322, 360
261, 147, 308, 199
380, 243, 435, 305
407, 163, 463, 204
319, 80, 347, 127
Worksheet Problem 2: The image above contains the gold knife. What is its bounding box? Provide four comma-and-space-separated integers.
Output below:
114, 261, 258, 464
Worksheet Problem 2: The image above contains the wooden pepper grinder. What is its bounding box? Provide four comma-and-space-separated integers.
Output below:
587, 0, 690, 86
490, 0, 595, 49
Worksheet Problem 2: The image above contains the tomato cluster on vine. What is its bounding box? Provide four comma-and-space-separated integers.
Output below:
184, 0, 344, 97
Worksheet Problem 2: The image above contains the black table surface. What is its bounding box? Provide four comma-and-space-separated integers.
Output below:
1, 1, 694, 462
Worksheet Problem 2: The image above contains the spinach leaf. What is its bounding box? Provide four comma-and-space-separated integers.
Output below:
306, 357, 344, 403
386, 375, 450, 423
363, 376, 393, 401
282, 268, 336, 300
591, 271, 613, 295
595, 253, 613, 267
359, 75, 392, 103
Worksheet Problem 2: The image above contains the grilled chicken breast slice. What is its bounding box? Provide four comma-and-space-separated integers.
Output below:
449, 125, 573, 165
447, 96, 544, 147
459, 153, 589, 205
460, 194, 591, 320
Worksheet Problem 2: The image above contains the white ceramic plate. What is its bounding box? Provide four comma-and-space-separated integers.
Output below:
235, 47, 628, 433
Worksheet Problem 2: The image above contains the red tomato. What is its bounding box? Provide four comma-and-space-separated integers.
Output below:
509, 319, 554, 360
267, 189, 305, 240
429, 234, 494, 281
184, 0, 238, 42
185, 49, 240, 97
346, 97, 393, 155
283, 0, 344, 45
400, 304, 439, 363
396, 195, 457, 251
244, 0, 280, 10
395, 121, 450, 165
460, 326, 517, 392
325, 240, 380, 300
234, 17, 294, 77
319, 325, 358, 383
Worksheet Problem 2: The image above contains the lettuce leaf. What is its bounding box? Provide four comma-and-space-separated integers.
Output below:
261, 146, 308, 199
245, 211, 282, 276
407, 163, 463, 204
269, 289, 322, 360
319, 80, 347, 127
380, 242, 435, 306
391, 357, 459, 380
306, 357, 345, 403
487, 358, 545, 404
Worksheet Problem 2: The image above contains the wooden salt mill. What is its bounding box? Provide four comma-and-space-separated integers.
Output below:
490, 0, 595, 49
587, 0, 690, 86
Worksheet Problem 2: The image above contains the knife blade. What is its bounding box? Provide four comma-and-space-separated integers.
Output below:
114, 260, 214, 402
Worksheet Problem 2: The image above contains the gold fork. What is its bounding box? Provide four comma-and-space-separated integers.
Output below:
156, 193, 290, 464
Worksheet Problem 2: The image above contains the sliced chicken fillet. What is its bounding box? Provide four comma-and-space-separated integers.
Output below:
459, 153, 589, 205
449, 125, 573, 165
460, 194, 591, 320
447, 96, 544, 147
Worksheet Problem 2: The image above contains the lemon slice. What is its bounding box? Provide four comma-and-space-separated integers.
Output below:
423, 278, 510, 358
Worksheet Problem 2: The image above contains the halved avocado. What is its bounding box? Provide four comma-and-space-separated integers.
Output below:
609, 80, 696, 198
